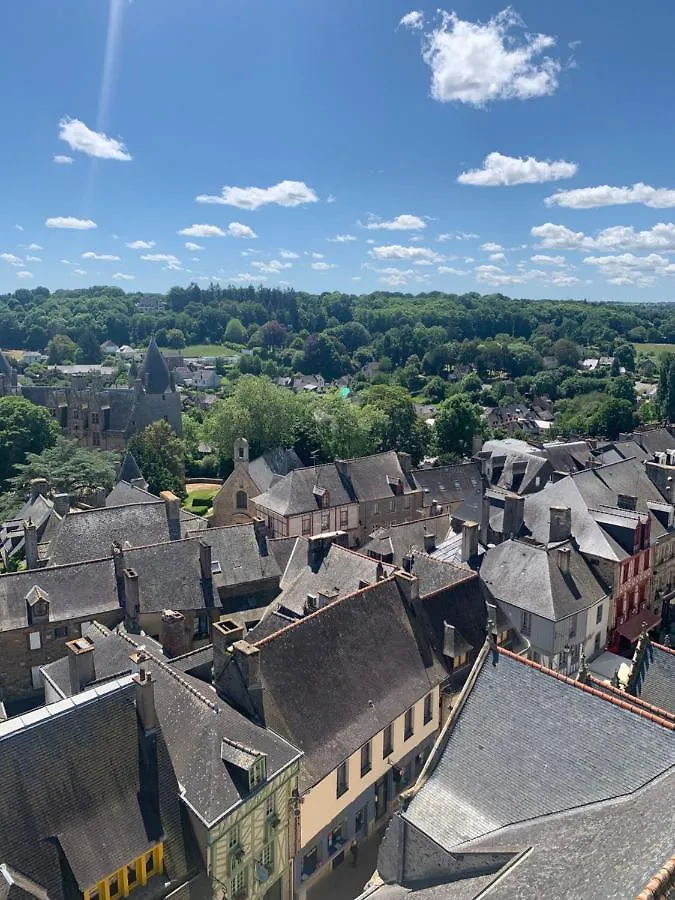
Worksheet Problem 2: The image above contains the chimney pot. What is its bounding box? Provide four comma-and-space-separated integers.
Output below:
133, 665, 158, 733
160, 609, 190, 658
52, 493, 70, 517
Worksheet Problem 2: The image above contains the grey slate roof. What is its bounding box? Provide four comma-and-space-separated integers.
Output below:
335, 451, 417, 501
0, 558, 119, 631
106, 480, 158, 507
630, 642, 675, 714
266, 536, 298, 575
363, 517, 452, 564
480, 538, 609, 621
248, 447, 304, 492
138, 335, 172, 394
0, 678, 190, 900
41, 627, 302, 827
629, 426, 675, 455
412, 463, 483, 522
116, 450, 144, 484
253, 462, 354, 516
245, 576, 445, 791
403, 650, 675, 851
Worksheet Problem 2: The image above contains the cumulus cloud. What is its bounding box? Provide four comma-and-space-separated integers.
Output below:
251, 259, 292, 273
279, 249, 299, 259
328, 234, 358, 242
184, 242, 204, 251
178, 224, 226, 238
58, 117, 132, 161
369, 244, 442, 262
73, 269, 87, 276
327, 194, 337, 204
231, 272, 268, 283
113, 272, 135, 281
311, 262, 337, 271
545, 182, 675, 209
81, 251, 120, 261
196, 180, 318, 209
412, 8, 562, 106
0, 253, 23, 266
25, 255, 42, 263
489, 252, 506, 262
25, 243, 42, 250
438, 265, 469, 275
364, 214, 426, 231
532, 221, 675, 252
481, 242, 503, 252
17, 271, 33, 279
582, 252, 675, 287
228, 222, 258, 239
311, 252, 324, 259
53, 154, 74, 164
399, 10, 424, 30
126, 240, 155, 250
474, 264, 545, 286
530, 254, 566, 265
141, 254, 181, 264
458, 151, 577, 186
46, 216, 97, 230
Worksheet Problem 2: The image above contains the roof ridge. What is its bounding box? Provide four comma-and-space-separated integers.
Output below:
587, 675, 675, 723
497, 648, 675, 731
254, 574, 399, 647
652, 640, 675, 657
0, 555, 113, 578
637, 852, 675, 900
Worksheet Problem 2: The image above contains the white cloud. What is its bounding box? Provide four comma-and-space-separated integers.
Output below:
196, 180, 318, 209
17, 271, 33, 279
251, 259, 292, 273
184, 242, 204, 251
327, 194, 336, 204
126, 240, 155, 250
481, 242, 503, 252
61, 259, 71, 265
58, 116, 132, 161
311, 261, 337, 271
113, 272, 135, 281
364, 214, 426, 231
414, 259, 434, 266
414, 9, 562, 106
438, 265, 469, 275
352, 276, 362, 281
489, 252, 506, 262
474, 264, 545, 286
25, 243, 42, 250
328, 234, 358, 242
1, 253, 23, 266
231, 272, 268, 283
532, 221, 675, 252
380, 273, 410, 287
279, 249, 299, 259
81, 251, 120, 261
549, 272, 580, 286
311, 252, 324, 259
458, 151, 577, 186
228, 222, 258, 239
399, 10, 424, 30
582, 252, 675, 287
530, 254, 566, 265
141, 253, 180, 264
165, 262, 183, 271
545, 182, 675, 209
25, 255, 42, 263
192, 257, 200, 262
178, 224, 226, 238
73, 268, 87, 276
369, 244, 442, 262
15, 225, 23, 231
46, 216, 97, 229
53, 154, 74, 165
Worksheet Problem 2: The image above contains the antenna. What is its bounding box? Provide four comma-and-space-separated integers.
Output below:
310, 449, 319, 484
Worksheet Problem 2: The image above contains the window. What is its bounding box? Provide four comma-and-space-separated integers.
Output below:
404, 706, 414, 741
228, 825, 241, 849
53, 625, 68, 639
389, 499, 396, 513
644, 549, 650, 569
321, 512, 330, 531
633, 556, 639, 577
355, 807, 366, 833
302, 847, 318, 877
383, 723, 393, 758
266, 793, 276, 818
230, 871, 247, 898
145, 852, 156, 877
594, 633, 601, 654
360, 740, 372, 776
109, 876, 120, 900
328, 824, 345, 854
249, 756, 267, 788
336, 761, 348, 798
91, 412, 99, 425
236, 490, 248, 510
261, 842, 275, 874
340, 508, 349, 528
127, 863, 137, 887
521, 611, 532, 636
596, 604, 603, 625
28, 631, 41, 651
93, 431, 100, 446
423, 692, 433, 725
302, 516, 312, 535
372, 502, 379, 515
568, 616, 577, 639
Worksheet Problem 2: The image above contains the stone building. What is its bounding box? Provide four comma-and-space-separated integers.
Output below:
0, 351, 18, 396
20, 336, 182, 450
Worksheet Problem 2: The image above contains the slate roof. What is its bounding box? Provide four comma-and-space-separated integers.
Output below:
138, 336, 171, 394
0, 678, 191, 900
405, 552, 474, 599
629, 427, 675, 455
412, 463, 483, 522
248, 447, 304, 492
335, 451, 417, 501
542, 440, 593, 474
629, 641, 675, 715
242, 576, 445, 791
403, 649, 675, 851
479, 442, 551, 495
413, 569, 491, 659
363, 516, 452, 564
0, 866, 50, 900
105, 480, 158, 507
117, 451, 144, 484
480, 538, 609, 621
41, 627, 302, 827
266, 536, 298, 575
431, 532, 486, 567
0, 558, 119, 631
252, 463, 354, 516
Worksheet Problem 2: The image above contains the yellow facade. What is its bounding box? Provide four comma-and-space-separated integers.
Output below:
83, 842, 164, 900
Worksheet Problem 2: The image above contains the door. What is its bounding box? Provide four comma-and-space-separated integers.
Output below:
374, 774, 389, 820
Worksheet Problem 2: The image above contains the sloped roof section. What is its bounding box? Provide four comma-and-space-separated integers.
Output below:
138, 336, 171, 394
116, 450, 144, 485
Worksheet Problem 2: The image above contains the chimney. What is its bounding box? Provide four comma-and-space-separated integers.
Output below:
29, 478, 49, 502
375, 561, 385, 582
395, 570, 419, 605
112, 541, 125, 579
443, 622, 457, 658
52, 493, 69, 517
160, 609, 190, 658
124, 568, 141, 633
212, 617, 245, 682
397, 452, 412, 475
23, 520, 39, 570
549, 506, 572, 544
402, 551, 415, 573
66, 636, 96, 694
471, 434, 483, 457
557, 546, 571, 575
253, 517, 268, 557
502, 495, 525, 539
133, 665, 158, 733
317, 587, 339, 608
423, 531, 436, 554
461, 521, 479, 563
233, 640, 264, 720
307, 533, 336, 571
160, 490, 181, 540
199, 540, 212, 581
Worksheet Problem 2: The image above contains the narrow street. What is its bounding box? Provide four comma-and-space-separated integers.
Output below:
306, 825, 385, 900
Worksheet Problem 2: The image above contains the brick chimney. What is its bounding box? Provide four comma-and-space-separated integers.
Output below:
160, 490, 181, 540
23, 520, 39, 570
461, 521, 479, 563
212, 617, 246, 682
124, 568, 141, 633
160, 609, 190, 658
549, 506, 572, 544
66, 636, 96, 694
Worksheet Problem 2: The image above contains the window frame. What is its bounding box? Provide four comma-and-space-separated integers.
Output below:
423, 692, 433, 725
382, 723, 393, 758
404, 706, 415, 741
360, 740, 372, 777
235, 490, 248, 510
336, 760, 349, 798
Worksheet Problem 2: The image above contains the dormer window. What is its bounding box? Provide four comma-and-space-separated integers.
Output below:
26, 586, 50, 625
249, 756, 267, 789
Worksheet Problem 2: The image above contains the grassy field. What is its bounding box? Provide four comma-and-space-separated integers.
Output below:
160, 343, 241, 357
182, 484, 220, 515
633, 342, 675, 360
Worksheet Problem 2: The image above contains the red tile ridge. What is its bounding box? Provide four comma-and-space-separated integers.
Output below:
496, 647, 675, 731
652, 640, 675, 657
586, 675, 675, 724
636, 853, 675, 899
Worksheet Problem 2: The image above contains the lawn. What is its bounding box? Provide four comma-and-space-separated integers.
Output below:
159, 343, 241, 357
633, 342, 675, 360
182, 484, 220, 515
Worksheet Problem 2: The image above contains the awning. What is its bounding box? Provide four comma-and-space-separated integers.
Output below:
615, 609, 661, 643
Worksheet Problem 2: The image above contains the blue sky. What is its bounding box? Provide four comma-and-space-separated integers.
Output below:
2, 0, 675, 300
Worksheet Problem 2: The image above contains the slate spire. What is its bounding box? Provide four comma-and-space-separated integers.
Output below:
138, 335, 171, 394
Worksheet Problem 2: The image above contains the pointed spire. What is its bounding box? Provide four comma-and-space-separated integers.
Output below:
117, 451, 144, 485
137, 335, 171, 394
